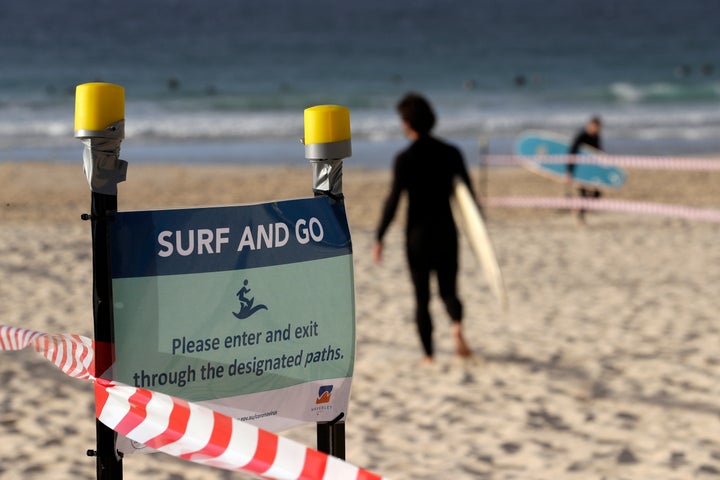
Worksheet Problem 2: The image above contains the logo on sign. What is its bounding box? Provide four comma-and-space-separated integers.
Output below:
233, 279, 268, 320
316, 385, 333, 404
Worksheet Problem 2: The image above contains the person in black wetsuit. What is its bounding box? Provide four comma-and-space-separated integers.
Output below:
567, 116, 603, 224
373, 93, 473, 364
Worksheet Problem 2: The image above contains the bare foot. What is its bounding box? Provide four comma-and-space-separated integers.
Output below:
452, 323, 472, 358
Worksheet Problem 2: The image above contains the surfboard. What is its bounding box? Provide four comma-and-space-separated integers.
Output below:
451, 178, 508, 310
515, 130, 626, 189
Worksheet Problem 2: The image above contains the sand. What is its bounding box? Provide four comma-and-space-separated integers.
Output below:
1, 162, 719, 479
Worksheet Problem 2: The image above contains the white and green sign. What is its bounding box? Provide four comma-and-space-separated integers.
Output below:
109, 196, 354, 432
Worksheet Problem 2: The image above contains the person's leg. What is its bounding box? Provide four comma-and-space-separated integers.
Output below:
577, 187, 589, 224
436, 247, 471, 358
437, 257, 462, 321
451, 322, 471, 358
408, 256, 433, 361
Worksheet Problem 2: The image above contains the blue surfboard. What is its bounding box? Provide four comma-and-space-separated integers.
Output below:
515, 131, 626, 189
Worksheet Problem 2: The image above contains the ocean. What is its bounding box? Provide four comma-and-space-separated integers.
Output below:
1, 0, 718, 167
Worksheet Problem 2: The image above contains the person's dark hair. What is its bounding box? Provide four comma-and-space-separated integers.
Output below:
396, 93, 436, 135
589, 116, 602, 127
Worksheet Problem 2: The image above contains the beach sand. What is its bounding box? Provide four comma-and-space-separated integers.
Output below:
1, 162, 719, 479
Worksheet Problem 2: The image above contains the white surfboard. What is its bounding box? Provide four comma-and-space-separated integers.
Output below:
451, 177, 508, 310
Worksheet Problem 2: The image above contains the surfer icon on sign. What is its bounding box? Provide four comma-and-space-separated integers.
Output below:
233, 279, 268, 319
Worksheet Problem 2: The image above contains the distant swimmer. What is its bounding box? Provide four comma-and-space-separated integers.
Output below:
674, 65, 692, 78
167, 77, 180, 91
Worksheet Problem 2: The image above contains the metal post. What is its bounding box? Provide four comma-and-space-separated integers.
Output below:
316, 413, 346, 460
478, 136, 489, 216
88, 191, 123, 480
75, 83, 128, 480
303, 105, 352, 459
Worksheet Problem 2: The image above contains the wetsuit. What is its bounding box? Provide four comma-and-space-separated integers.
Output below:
567, 129, 601, 176
568, 130, 602, 217
376, 135, 473, 357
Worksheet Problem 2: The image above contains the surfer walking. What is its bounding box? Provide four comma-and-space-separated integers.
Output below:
567, 116, 603, 224
373, 93, 473, 364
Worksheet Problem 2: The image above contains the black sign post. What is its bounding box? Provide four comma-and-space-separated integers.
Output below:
75, 82, 128, 480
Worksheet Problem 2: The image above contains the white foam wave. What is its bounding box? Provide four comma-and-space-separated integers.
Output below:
610, 81, 720, 103
2, 99, 720, 156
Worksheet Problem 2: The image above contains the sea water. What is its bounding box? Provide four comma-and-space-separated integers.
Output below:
1, 0, 718, 167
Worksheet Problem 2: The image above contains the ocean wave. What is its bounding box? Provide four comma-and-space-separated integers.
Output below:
609, 81, 720, 104
2, 95, 720, 153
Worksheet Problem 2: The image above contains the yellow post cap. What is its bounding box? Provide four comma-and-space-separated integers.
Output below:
74, 82, 125, 132
303, 105, 351, 145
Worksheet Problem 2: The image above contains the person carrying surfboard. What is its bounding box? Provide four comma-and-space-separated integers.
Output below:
373, 92, 473, 364
567, 116, 603, 224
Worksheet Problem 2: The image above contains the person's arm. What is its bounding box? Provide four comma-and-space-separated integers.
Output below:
374, 157, 405, 264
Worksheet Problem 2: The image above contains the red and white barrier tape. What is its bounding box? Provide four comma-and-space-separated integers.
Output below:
0, 325, 95, 380
484, 197, 720, 223
484, 155, 720, 171
0, 325, 386, 480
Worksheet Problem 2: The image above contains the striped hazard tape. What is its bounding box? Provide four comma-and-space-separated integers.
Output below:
484, 197, 720, 223
0, 325, 95, 380
0, 325, 386, 480
484, 155, 720, 171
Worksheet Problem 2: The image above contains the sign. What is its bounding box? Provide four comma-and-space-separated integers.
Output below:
109, 196, 354, 435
